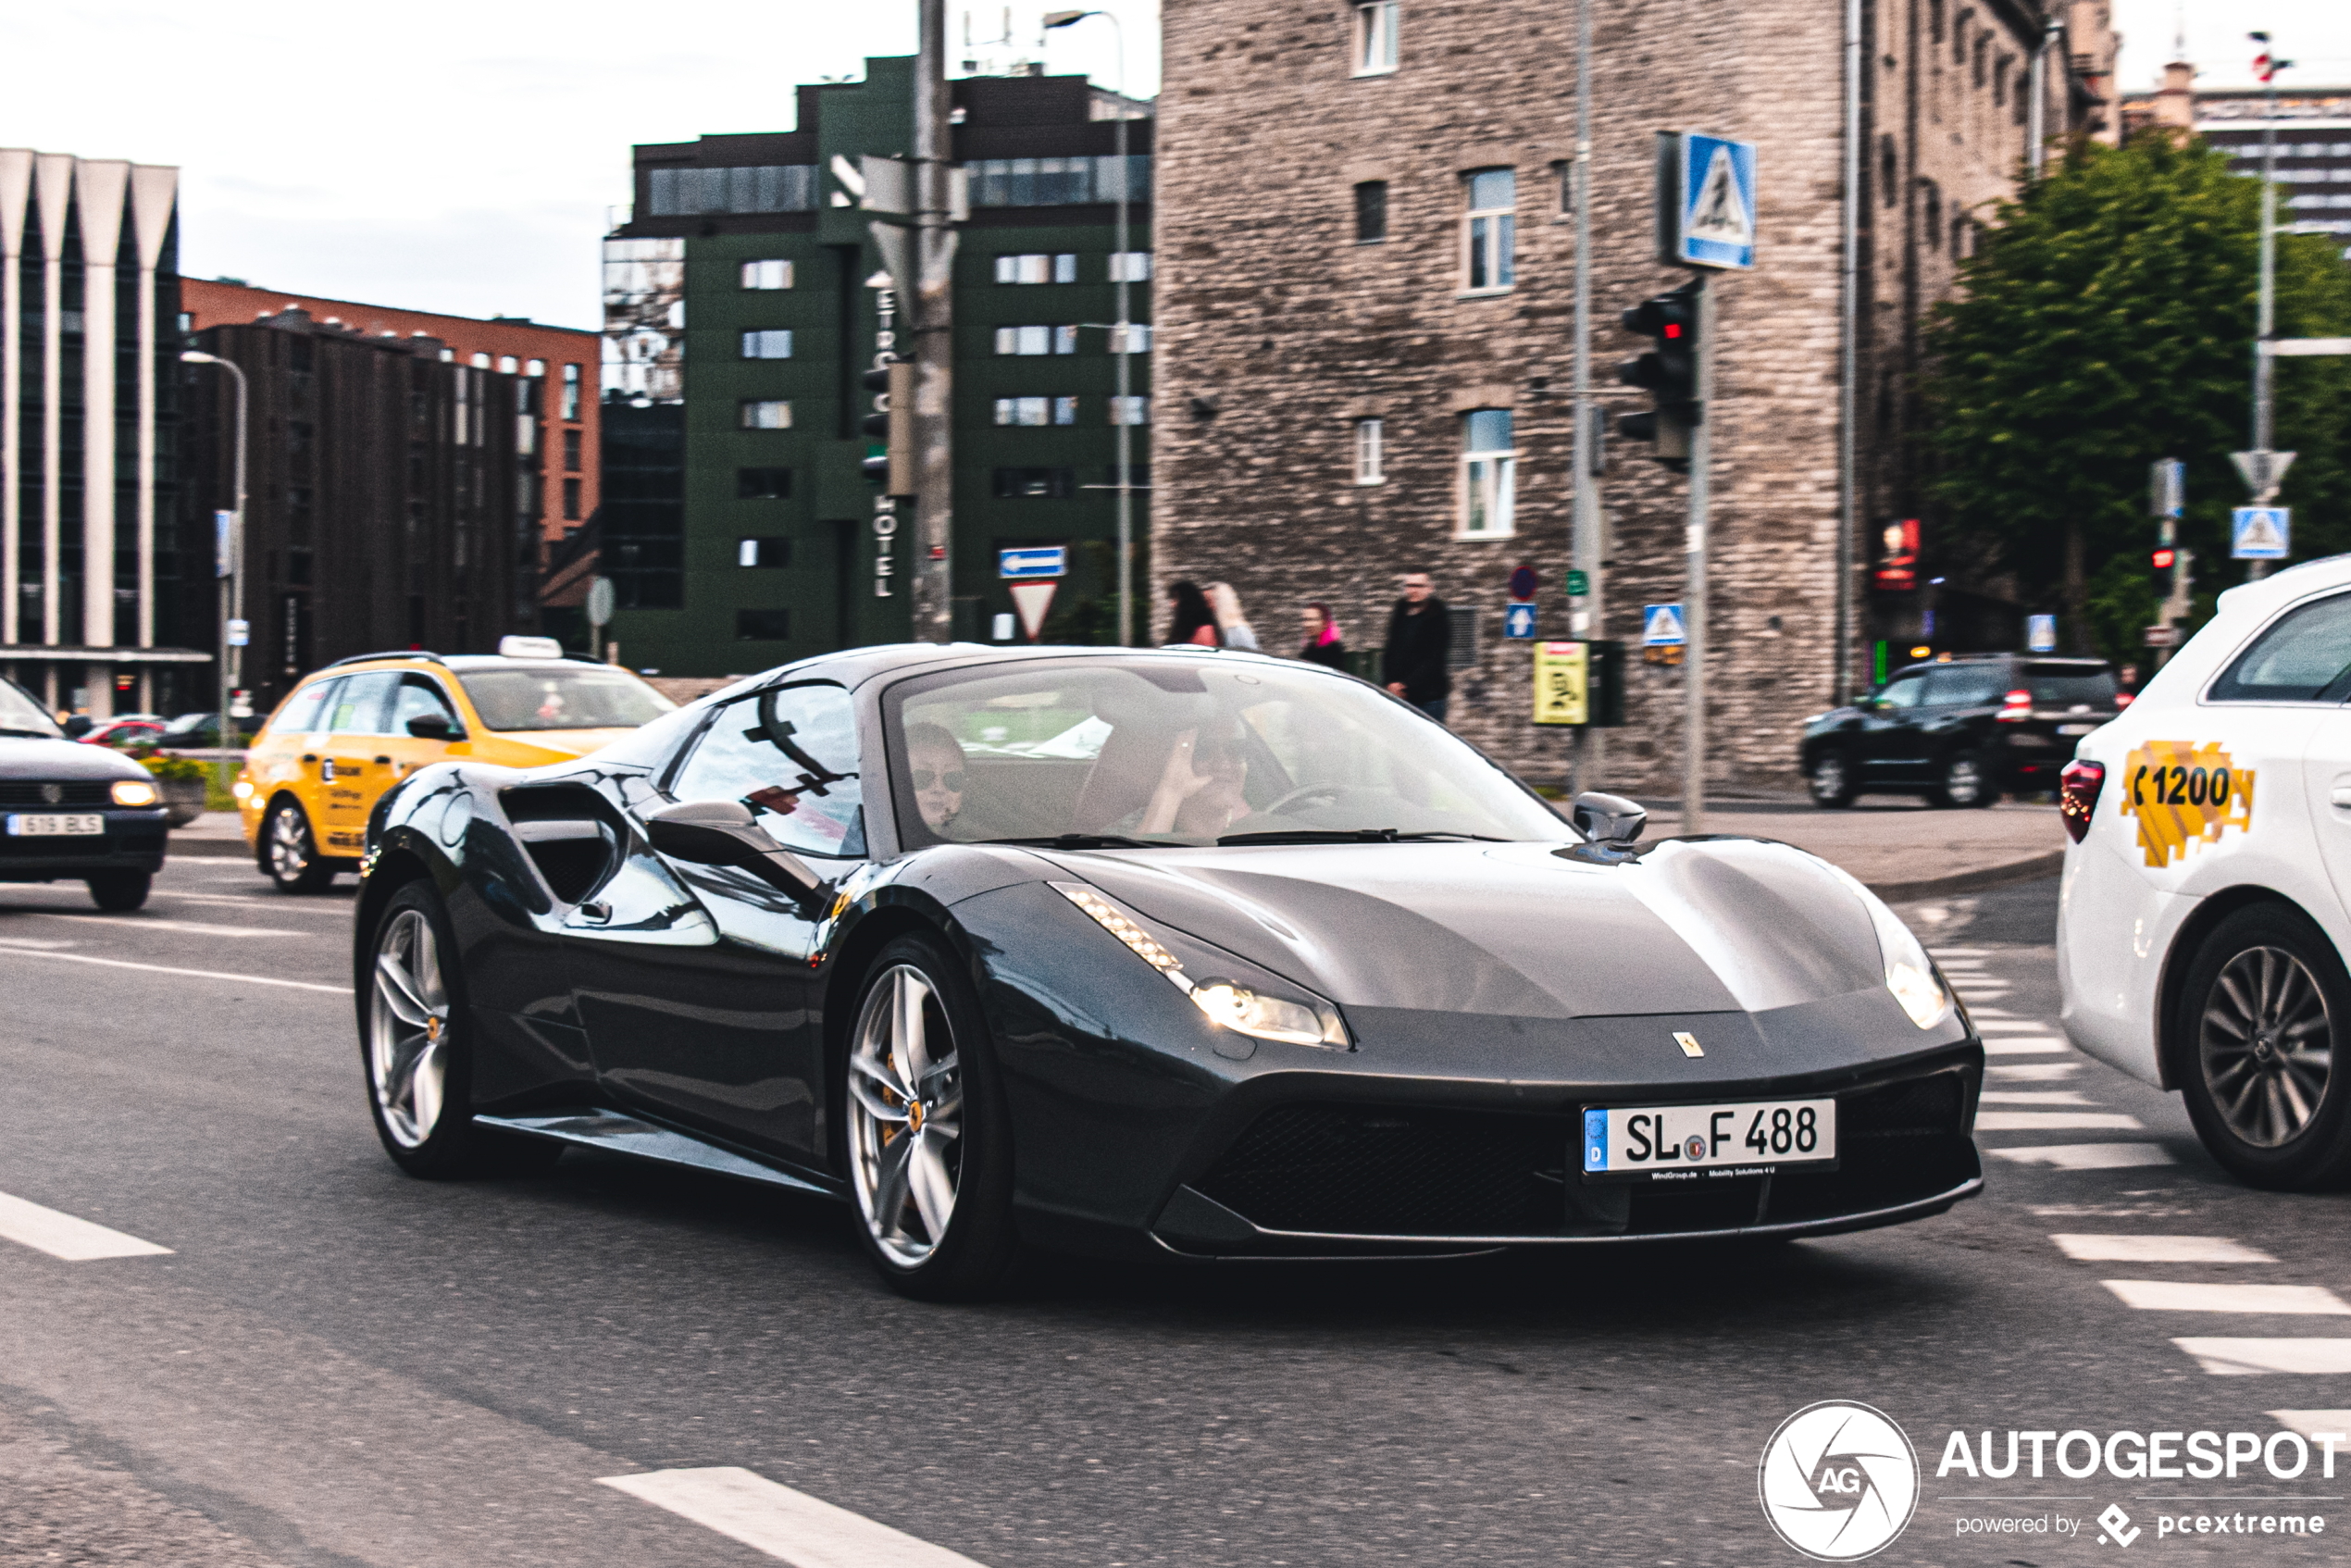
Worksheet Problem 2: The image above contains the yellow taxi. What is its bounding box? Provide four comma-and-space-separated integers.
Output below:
235, 637, 677, 891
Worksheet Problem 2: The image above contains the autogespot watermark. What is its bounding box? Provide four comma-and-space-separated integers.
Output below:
1760, 1406, 2345, 1557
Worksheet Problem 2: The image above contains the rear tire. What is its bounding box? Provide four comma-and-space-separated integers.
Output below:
262, 798, 335, 893
2173, 903, 2351, 1190
1932, 752, 1995, 809
86, 871, 151, 912
359, 880, 563, 1180
1807, 751, 1856, 809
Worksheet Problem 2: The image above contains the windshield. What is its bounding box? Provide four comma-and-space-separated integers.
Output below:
458, 667, 676, 732
885, 656, 1569, 848
0, 678, 62, 739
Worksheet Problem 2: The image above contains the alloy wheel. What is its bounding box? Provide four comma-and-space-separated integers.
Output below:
269, 804, 311, 881
369, 908, 451, 1148
2199, 944, 2333, 1149
846, 964, 964, 1267
1944, 756, 1984, 805
1810, 754, 1849, 804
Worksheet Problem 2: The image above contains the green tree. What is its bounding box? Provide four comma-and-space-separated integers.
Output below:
1923, 133, 2351, 665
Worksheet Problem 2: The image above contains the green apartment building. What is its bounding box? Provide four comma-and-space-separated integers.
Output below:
592, 60, 1152, 675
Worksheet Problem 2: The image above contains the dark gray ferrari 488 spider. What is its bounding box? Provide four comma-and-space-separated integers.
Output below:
352, 643, 1983, 1298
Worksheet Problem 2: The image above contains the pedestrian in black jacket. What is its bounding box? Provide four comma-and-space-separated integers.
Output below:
1380, 573, 1451, 722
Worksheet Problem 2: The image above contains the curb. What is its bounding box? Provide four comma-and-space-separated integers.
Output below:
1868, 849, 2065, 904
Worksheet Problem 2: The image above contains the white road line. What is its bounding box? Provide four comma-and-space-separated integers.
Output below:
1990, 1063, 2081, 1081
0, 1191, 172, 1261
1982, 1090, 2096, 1105
2106, 1280, 2351, 1314
1978, 1111, 2143, 1130
2052, 1235, 2277, 1263
0, 945, 351, 994
2271, 1411, 2351, 1439
158, 891, 345, 911
1992, 1143, 2177, 1170
1984, 1039, 2074, 1055
599, 1468, 989, 1568
1928, 947, 1995, 957
1976, 1019, 2059, 1031
0, 936, 76, 950
2176, 1339, 2351, 1375
19, 912, 302, 939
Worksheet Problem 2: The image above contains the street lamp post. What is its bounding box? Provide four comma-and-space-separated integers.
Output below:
2247, 32, 2293, 580
181, 350, 246, 788
1043, 7, 1137, 647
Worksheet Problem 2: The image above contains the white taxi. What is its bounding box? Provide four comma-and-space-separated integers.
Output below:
2059, 554, 2351, 1188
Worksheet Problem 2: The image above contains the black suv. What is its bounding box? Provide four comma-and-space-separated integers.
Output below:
1799, 654, 2121, 808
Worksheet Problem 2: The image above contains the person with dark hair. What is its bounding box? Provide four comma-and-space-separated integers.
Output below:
1163, 580, 1222, 648
1298, 604, 1347, 670
1381, 572, 1452, 722
903, 721, 968, 833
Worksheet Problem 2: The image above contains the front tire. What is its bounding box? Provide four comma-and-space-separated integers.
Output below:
86, 871, 151, 911
361, 880, 561, 1180
1807, 751, 1856, 809
840, 934, 1021, 1300
263, 798, 335, 893
1932, 752, 1995, 809
2174, 903, 2351, 1189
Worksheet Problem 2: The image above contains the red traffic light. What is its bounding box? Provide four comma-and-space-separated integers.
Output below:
2152, 547, 2177, 570
1663, 323, 1682, 339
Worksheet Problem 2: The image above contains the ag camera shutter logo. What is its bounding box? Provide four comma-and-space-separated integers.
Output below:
1759, 1401, 1920, 1561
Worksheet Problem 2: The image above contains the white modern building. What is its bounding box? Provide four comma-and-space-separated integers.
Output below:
1, 149, 207, 717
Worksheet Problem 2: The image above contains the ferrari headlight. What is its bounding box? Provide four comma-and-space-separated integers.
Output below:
1825, 865, 1950, 1030
1052, 881, 1349, 1048
110, 779, 160, 807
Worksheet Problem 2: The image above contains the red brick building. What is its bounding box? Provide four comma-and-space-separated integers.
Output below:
180, 280, 598, 555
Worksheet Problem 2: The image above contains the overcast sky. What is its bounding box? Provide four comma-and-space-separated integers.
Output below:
2, 1, 2339, 335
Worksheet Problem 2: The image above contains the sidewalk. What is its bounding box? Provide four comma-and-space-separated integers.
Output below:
1637, 799, 2064, 900
169, 811, 251, 860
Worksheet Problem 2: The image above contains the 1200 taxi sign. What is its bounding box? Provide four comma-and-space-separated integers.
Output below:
1584, 1098, 1837, 1180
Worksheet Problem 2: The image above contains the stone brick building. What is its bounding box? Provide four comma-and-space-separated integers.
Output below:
1152, 0, 2114, 791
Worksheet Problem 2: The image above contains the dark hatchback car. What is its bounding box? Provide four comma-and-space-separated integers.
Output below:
0, 677, 168, 908
1800, 654, 2121, 809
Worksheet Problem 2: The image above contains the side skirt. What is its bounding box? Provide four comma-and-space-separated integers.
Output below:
475, 1110, 846, 1201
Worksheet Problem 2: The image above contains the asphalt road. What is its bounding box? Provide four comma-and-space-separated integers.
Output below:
4, 860, 2351, 1566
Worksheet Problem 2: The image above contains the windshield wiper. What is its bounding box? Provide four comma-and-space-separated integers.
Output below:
978, 833, 1154, 850
1215, 828, 1501, 846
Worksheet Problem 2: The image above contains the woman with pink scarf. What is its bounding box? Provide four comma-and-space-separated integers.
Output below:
1297, 603, 1348, 670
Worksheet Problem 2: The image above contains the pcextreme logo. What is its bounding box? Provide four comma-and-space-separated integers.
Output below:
1759, 1401, 1921, 1561
2118, 740, 2254, 868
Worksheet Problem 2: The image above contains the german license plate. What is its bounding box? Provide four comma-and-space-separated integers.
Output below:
2057, 723, 2097, 735
7, 814, 104, 837
1583, 1098, 1836, 1180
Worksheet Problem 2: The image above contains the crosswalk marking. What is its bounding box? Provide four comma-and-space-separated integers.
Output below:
1981, 1090, 2095, 1105
0, 1190, 172, 1261
1983, 1039, 2073, 1055
1992, 1142, 2176, 1169
2051, 1235, 2276, 1263
2175, 1339, 2351, 1375
2270, 1411, 2351, 1439
1974, 1019, 2057, 1031
1989, 1063, 2080, 1081
2105, 1281, 2351, 1314
1977, 1111, 2144, 1130
600, 1468, 989, 1568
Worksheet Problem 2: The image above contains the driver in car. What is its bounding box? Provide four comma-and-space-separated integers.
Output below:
906, 723, 969, 834
1141, 728, 1255, 839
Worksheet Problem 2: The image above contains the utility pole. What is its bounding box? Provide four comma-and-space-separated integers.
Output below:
1683, 273, 1714, 837
912, 0, 956, 640
1568, 0, 1602, 791
2246, 31, 2290, 581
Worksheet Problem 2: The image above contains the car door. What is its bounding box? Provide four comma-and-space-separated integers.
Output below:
571, 681, 867, 1164
317, 671, 402, 854
1857, 672, 1932, 783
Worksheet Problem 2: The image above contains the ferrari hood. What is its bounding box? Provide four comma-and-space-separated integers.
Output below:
1046, 838, 1890, 1020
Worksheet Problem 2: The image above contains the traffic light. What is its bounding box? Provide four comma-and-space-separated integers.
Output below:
860, 361, 914, 492
1615, 280, 1701, 471
2149, 545, 2176, 600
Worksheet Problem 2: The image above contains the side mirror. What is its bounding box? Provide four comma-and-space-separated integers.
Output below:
1570, 790, 1648, 847
645, 799, 834, 912
406, 713, 461, 740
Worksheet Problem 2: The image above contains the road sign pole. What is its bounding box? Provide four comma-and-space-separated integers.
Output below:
1683, 272, 1713, 837
1568, 0, 1600, 794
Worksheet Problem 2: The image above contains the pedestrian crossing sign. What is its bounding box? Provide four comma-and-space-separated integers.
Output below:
2232, 506, 2290, 561
1670, 132, 1757, 271
1643, 604, 1686, 646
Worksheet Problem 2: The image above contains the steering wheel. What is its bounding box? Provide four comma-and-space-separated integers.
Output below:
1259, 782, 1362, 816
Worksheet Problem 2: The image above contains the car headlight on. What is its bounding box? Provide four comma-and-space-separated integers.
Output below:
231, 779, 255, 801
110, 778, 160, 807
1825, 865, 1950, 1030
1052, 881, 1349, 1048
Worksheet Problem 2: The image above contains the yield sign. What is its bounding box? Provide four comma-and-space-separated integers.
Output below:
2232, 450, 2296, 496
1009, 580, 1059, 641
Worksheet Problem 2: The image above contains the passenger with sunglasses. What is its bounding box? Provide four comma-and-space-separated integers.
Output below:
904, 722, 969, 833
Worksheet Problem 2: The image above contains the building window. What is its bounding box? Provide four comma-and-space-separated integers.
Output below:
648, 165, 817, 217
526, 358, 545, 377
1953, 11, 1969, 63
992, 467, 1076, 499
738, 538, 790, 567
1921, 180, 1943, 249
470, 352, 491, 369
497, 355, 518, 374
995, 253, 1077, 284
1108, 322, 1152, 354
740, 399, 794, 429
993, 325, 1078, 355
561, 363, 581, 421
562, 479, 582, 521
1354, 180, 1388, 243
1993, 55, 2009, 106
994, 396, 1077, 426
1353, 0, 1399, 75
1460, 409, 1516, 538
1930, 0, 1945, 42
737, 467, 793, 500
1354, 417, 1385, 484
966, 155, 1151, 207
1551, 159, 1574, 218
1972, 34, 1989, 87
740, 330, 794, 359
1880, 137, 1898, 206
1951, 205, 1967, 257
736, 608, 792, 641
1462, 168, 1516, 292
1108, 251, 1153, 281
740, 259, 794, 290
563, 429, 582, 471
1109, 395, 1151, 426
